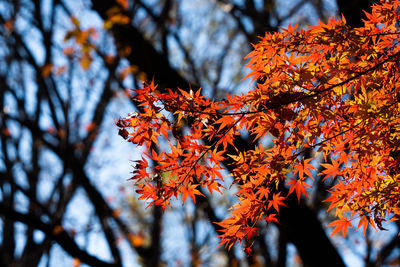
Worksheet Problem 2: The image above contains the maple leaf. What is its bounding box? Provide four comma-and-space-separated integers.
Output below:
264, 213, 279, 224
327, 217, 353, 237
320, 158, 342, 181
243, 226, 259, 240
209, 148, 226, 164
268, 192, 287, 212
294, 158, 316, 180
356, 216, 370, 236
256, 186, 270, 199
205, 181, 223, 195
286, 179, 311, 202
180, 183, 204, 204
244, 246, 253, 255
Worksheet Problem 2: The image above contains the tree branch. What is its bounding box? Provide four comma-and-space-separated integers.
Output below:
0, 203, 119, 267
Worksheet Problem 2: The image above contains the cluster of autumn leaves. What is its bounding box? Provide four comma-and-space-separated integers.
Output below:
117, 0, 400, 250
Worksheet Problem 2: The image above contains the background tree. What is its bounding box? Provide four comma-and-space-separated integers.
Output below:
0, 1, 398, 267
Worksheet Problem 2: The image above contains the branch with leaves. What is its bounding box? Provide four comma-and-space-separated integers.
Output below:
118, 0, 400, 252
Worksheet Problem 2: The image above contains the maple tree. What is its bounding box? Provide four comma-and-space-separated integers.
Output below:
118, 0, 400, 252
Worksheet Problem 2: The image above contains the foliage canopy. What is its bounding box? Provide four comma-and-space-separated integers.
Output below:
118, 0, 400, 251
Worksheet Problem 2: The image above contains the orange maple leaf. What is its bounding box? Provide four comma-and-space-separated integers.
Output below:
180, 183, 204, 204
286, 179, 311, 202
320, 158, 342, 181
268, 192, 287, 212
327, 217, 353, 237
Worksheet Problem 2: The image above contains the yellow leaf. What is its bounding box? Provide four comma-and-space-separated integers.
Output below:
128, 233, 145, 247
72, 258, 81, 267
110, 14, 130, 25
41, 63, 53, 77
70, 16, 80, 27
80, 55, 91, 70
